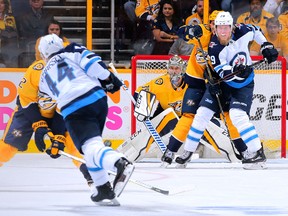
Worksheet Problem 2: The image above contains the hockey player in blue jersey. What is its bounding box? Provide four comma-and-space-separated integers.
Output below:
175, 11, 278, 169
38, 34, 135, 205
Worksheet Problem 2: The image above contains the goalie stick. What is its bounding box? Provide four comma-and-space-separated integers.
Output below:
108, 63, 167, 153
59, 150, 170, 195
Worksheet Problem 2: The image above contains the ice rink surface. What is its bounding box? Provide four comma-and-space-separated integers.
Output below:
1, 153, 288, 216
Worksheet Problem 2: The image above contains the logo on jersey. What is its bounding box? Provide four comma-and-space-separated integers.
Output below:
168, 100, 182, 113
33, 62, 44, 70
209, 42, 217, 48
230, 52, 247, 66
155, 78, 163, 85
186, 99, 195, 106
12, 129, 22, 137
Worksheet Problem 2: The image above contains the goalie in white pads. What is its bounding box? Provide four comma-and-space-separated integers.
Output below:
117, 55, 243, 164
38, 34, 135, 206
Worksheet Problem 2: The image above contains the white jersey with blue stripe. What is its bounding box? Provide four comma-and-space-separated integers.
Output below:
208, 24, 267, 88
39, 43, 110, 116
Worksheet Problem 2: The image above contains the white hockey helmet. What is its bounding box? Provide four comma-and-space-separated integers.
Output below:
214, 11, 233, 28
167, 55, 186, 88
38, 33, 64, 59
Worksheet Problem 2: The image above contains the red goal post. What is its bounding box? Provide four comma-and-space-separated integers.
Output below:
131, 55, 287, 158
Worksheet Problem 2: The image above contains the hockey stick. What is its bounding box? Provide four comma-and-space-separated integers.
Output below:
108, 63, 167, 153
59, 150, 170, 195
196, 37, 242, 160
212, 59, 266, 85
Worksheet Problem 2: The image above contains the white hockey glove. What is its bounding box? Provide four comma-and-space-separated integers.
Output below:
134, 90, 158, 122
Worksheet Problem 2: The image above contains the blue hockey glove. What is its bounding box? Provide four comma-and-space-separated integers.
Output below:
208, 83, 221, 96
186, 25, 203, 39
233, 64, 253, 78
261, 42, 278, 64
100, 72, 123, 94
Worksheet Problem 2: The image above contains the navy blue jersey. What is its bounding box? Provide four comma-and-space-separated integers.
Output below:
208, 24, 267, 89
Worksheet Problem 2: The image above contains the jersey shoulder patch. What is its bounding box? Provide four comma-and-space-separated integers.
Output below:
154, 78, 164, 85
33, 62, 45, 70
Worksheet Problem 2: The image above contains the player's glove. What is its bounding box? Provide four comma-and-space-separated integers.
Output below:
32, 120, 54, 152
46, 135, 65, 159
99, 72, 123, 94
233, 64, 253, 78
260, 42, 278, 64
208, 83, 221, 96
186, 25, 203, 39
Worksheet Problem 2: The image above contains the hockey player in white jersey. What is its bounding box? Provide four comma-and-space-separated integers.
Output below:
38, 34, 134, 205
175, 11, 278, 169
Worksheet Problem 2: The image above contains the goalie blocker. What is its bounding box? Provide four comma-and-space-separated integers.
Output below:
117, 108, 241, 163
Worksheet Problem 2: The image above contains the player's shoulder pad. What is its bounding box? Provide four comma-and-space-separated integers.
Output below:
32, 60, 45, 70
63, 42, 86, 54
234, 23, 259, 35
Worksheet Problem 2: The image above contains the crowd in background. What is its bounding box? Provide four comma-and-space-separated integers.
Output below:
0, 0, 287, 68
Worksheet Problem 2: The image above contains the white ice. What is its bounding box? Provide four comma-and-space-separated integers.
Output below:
1, 153, 288, 216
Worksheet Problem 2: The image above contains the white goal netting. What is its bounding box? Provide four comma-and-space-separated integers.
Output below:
131, 55, 287, 159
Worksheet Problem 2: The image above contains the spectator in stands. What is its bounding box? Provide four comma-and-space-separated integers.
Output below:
278, 7, 288, 38
168, 25, 194, 56
134, 0, 161, 40
124, 0, 137, 23
185, 0, 204, 26
236, 0, 274, 34
151, 0, 183, 55
0, 0, 18, 67
16, 0, 54, 52
34, 19, 70, 61
250, 17, 288, 66
263, 0, 287, 17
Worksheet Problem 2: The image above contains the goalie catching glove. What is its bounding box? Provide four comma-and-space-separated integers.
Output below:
32, 120, 54, 152
46, 135, 65, 159
260, 42, 278, 64
99, 72, 123, 94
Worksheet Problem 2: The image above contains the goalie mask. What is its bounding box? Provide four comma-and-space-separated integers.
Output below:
167, 55, 186, 89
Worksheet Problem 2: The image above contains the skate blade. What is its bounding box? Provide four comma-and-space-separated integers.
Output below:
94, 198, 120, 206
175, 163, 188, 169
243, 161, 267, 170
160, 162, 170, 168
114, 164, 135, 197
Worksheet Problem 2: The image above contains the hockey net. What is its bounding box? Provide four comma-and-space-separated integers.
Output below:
131, 55, 287, 159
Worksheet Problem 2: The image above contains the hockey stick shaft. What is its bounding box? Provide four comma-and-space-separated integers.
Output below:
196, 38, 242, 160
212, 59, 266, 85
59, 150, 169, 195
108, 63, 167, 153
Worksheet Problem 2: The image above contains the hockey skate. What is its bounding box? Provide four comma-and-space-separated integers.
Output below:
242, 146, 267, 170
113, 157, 135, 197
175, 150, 193, 167
160, 149, 175, 167
91, 181, 120, 206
